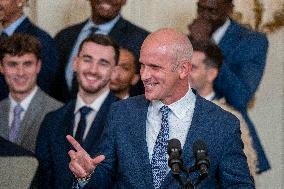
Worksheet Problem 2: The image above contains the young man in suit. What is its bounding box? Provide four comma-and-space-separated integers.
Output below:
0, 0, 59, 100
188, 0, 270, 173
67, 28, 255, 189
53, 0, 149, 102
36, 34, 119, 189
110, 48, 140, 99
0, 34, 62, 153
189, 41, 257, 178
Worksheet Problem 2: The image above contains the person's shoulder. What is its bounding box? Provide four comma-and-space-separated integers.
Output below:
231, 20, 268, 42
37, 89, 63, 109
111, 95, 148, 110
118, 17, 149, 36
197, 95, 239, 125
55, 21, 87, 39
0, 98, 9, 106
44, 100, 74, 120
20, 18, 54, 42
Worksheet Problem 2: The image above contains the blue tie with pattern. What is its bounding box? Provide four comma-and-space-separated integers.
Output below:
74, 106, 92, 144
151, 105, 171, 189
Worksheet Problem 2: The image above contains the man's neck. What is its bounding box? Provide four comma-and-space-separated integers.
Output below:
78, 86, 109, 105
10, 86, 37, 102
114, 89, 129, 100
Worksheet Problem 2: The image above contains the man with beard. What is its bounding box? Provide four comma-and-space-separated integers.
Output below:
53, 0, 149, 102
0, 0, 59, 101
35, 34, 119, 189
110, 48, 140, 99
188, 0, 270, 173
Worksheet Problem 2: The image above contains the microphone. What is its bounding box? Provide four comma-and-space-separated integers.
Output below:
192, 140, 210, 179
167, 138, 183, 175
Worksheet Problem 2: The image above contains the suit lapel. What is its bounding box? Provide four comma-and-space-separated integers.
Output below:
0, 99, 10, 139
128, 97, 154, 188
16, 89, 43, 144
218, 20, 240, 56
109, 17, 127, 45
163, 95, 211, 187
14, 18, 31, 33
83, 93, 117, 151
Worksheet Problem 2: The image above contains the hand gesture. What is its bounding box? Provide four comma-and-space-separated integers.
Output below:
66, 135, 105, 179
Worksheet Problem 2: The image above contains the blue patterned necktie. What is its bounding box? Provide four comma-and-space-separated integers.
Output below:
9, 104, 24, 142
151, 105, 171, 189
74, 106, 92, 144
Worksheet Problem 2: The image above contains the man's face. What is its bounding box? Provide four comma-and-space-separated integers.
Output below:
0, 53, 41, 97
188, 51, 210, 93
140, 44, 184, 105
197, 0, 231, 29
0, 0, 23, 27
89, 0, 126, 23
109, 49, 138, 94
73, 42, 116, 95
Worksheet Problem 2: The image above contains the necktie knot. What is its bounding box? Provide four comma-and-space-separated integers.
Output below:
79, 106, 92, 117
14, 104, 24, 115
89, 26, 98, 35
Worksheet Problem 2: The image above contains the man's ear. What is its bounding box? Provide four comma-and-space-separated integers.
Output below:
131, 74, 140, 86
207, 68, 218, 83
36, 59, 42, 74
179, 61, 192, 80
73, 57, 79, 73
0, 63, 3, 74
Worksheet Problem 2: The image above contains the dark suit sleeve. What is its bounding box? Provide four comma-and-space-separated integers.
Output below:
35, 113, 55, 189
84, 108, 118, 189
218, 117, 255, 188
214, 33, 268, 111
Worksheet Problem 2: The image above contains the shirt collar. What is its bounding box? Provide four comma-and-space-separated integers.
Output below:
9, 86, 38, 111
83, 15, 120, 35
211, 18, 231, 44
74, 89, 110, 114
2, 15, 26, 36
203, 91, 216, 101
151, 89, 196, 119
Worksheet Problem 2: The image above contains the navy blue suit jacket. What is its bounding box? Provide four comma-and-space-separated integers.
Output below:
53, 17, 149, 102
214, 20, 270, 172
85, 95, 254, 189
0, 17, 59, 100
35, 92, 118, 189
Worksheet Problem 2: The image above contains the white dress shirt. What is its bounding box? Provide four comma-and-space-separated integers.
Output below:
72, 89, 110, 140
211, 18, 231, 45
146, 89, 196, 167
9, 86, 38, 127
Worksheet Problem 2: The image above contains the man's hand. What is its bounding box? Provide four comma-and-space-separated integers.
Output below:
66, 135, 105, 179
188, 17, 213, 41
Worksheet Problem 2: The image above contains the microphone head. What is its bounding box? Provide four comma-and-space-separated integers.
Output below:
193, 140, 210, 178
193, 140, 207, 158
168, 138, 181, 155
167, 138, 183, 175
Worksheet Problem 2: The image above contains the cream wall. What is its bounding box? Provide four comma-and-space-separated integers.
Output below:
33, 0, 283, 188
